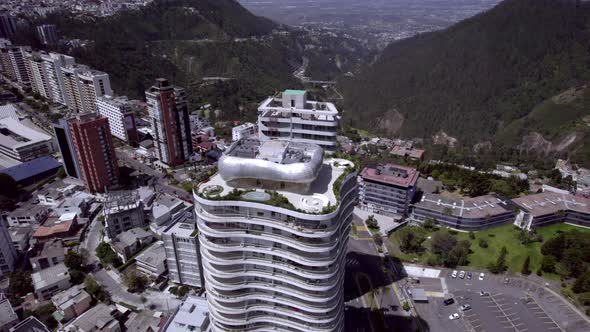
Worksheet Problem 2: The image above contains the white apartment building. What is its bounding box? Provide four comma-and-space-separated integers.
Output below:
77, 69, 112, 113
0, 219, 17, 278
194, 138, 357, 332
163, 220, 203, 288
6, 46, 31, 86
41, 52, 75, 105
96, 95, 135, 142
258, 90, 339, 153
25, 52, 51, 98
231, 122, 256, 141
61, 64, 87, 112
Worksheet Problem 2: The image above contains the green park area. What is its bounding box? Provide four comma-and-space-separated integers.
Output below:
387, 223, 590, 279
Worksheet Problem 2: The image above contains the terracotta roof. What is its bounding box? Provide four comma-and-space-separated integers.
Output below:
33, 221, 74, 238
361, 164, 419, 188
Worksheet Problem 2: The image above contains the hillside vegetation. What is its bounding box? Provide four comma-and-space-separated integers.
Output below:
341, 0, 590, 161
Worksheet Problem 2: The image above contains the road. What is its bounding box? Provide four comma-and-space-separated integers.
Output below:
81, 213, 103, 263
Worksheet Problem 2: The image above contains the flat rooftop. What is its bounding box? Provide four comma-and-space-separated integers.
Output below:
135, 241, 166, 266
0, 117, 52, 149
361, 164, 419, 188
163, 221, 198, 238
512, 192, 590, 217
166, 295, 209, 332
32, 263, 69, 290
415, 194, 513, 219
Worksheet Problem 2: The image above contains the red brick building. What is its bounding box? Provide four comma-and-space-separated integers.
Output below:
68, 113, 119, 193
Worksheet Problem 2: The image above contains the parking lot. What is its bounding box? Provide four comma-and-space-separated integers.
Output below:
408, 268, 590, 332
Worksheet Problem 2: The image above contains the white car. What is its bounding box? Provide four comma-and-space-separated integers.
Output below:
449, 313, 460, 320
452, 270, 458, 278
479, 272, 485, 280
459, 270, 466, 279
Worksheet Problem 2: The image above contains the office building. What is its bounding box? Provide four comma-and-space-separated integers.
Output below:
42, 52, 75, 105
0, 117, 53, 162
0, 220, 17, 278
96, 95, 139, 144
163, 220, 203, 288
36, 24, 59, 45
359, 164, 419, 217
145, 78, 192, 166
68, 113, 119, 192
231, 122, 256, 141
258, 90, 339, 153
103, 190, 146, 238
512, 192, 590, 230
77, 69, 112, 113
194, 138, 358, 331
53, 118, 81, 178
411, 194, 515, 231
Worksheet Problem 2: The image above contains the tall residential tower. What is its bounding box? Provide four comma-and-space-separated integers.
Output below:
145, 78, 192, 167
194, 138, 357, 331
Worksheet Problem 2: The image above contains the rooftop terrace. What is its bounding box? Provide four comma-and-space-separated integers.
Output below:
361, 163, 419, 188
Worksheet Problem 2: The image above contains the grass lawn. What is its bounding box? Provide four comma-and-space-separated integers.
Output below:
387, 223, 590, 278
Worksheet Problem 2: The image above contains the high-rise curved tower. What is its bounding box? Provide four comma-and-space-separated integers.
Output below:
194, 138, 357, 332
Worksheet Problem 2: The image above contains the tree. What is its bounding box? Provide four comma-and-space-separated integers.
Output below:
365, 215, 379, 230
56, 166, 66, 178
573, 272, 590, 293
478, 238, 488, 248
373, 233, 383, 246
541, 255, 557, 273
96, 242, 122, 267
64, 249, 86, 270
9, 271, 33, 298
397, 228, 426, 253
521, 256, 531, 275
561, 247, 586, 277
123, 269, 148, 293
84, 275, 110, 303
468, 231, 475, 240
26, 304, 58, 329
489, 246, 508, 274
431, 231, 457, 256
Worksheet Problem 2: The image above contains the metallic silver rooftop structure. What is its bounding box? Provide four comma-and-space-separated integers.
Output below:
218, 138, 323, 184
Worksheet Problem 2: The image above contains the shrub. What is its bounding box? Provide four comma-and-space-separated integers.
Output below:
541, 255, 557, 273
478, 238, 488, 248
468, 231, 475, 240
402, 301, 410, 311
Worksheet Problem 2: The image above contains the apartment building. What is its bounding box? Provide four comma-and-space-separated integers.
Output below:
163, 220, 203, 288
135, 241, 167, 279
96, 95, 139, 144
103, 190, 146, 238
25, 51, 51, 98
0, 46, 31, 85
36, 24, 59, 45
145, 78, 192, 166
61, 64, 87, 112
194, 138, 358, 331
0, 219, 17, 278
31, 263, 72, 300
258, 90, 339, 153
42, 52, 75, 105
231, 122, 257, 141
68, 113, 119, 192
77, 69, 112, 113
411, 194, 515, 231
512, 192, 590, 230
359, 163, 419, 217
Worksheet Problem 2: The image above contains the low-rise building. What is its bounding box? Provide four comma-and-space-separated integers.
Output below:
60, 304, 120, 332
390, 143, 425, 161
0, 156, 61, 186
30, 238, 68, 272
37, 188, 64, 206
8, 226, 32, 252
359, 163, 419, 217
5, 204, 49, 227
231, 122, 256, 141
411, 194, 515, 231
163, 295, 210, 332
32, 213, 78, 243
31, 263, 71, 300
104, 190, 146, 239
0, 294, 18, 332
0, 117, 53, 162
9, 316, 50, 332
51, 285, 92, 323
135, 241, 167, 280
162, 221, 203, 288
111, 228, 154, 263
151, 194, 191, 227
512, 192, 590, 230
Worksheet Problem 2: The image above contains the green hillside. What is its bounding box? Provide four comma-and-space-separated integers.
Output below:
341, 0, 590, 146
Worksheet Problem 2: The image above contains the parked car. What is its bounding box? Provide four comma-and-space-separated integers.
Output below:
479, 272, 485, 280
443, 298, 455, 305
479, 291, 490, 296
504, 278, 510, 284
449, 313, 460, 320
467, 272, 472, 280
452, 270, 458, 278
459, 270, 466, 279
460, 304, 472, 311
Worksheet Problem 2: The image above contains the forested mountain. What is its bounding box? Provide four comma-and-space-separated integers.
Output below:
14, 0, 370, 121
341, 0, 590, 162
